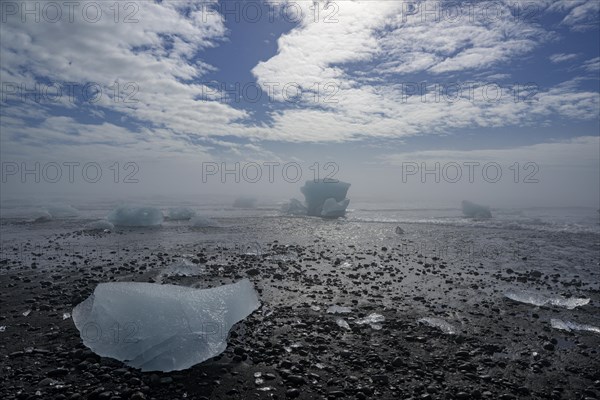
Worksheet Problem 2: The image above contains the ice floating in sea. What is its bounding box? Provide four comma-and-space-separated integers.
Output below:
62, 313, 71, 320
356, 313, 385, 330
23, 309, 31, 317
31, 210, 52, 222
167, 207, 196, 220
300, 179, 351, 217
336, 318, 351, 330
281, 198, 307, 215
321, 198, 350, 218
504, 290, 590, 309
84, 220, 115, 231
72, 279, 260, 372
190, 216, 219, 228
326, 305, 352, 314
0, 326, 6, 332
461, 200, 492, 218
107, 206, 163, 227
418, 317, 457, 334
158, 259, 205, 279
550, 319, 600, 334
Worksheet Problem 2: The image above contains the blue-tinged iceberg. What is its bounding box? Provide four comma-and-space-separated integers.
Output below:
166, 207, 196, 221
300, 179, 351, 218
461, 200, 492, 218
107, 206, 163, 227
72, 279, 260, 372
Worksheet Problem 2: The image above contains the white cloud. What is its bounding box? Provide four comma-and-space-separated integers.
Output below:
549, 53, 579, 63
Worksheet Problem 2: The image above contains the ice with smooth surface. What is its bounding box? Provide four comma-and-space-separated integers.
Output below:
418, 317, 457, 334
72, 279, 260, 372
461, 200, 492, 218
550, 319, 600, 334
85, 220, 115, 231
356, 313, 385, 329
336, 318, 351, 330
281, 198, 307, 215
326, 305, 352, 314
190, 216, 219, 228
300, 179, 351, 217
504, 290, 590, 309
167, 207, 196, 220
321, 198, 350, 218
107, 206, 163, 227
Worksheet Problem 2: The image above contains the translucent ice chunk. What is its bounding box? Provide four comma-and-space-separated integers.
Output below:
107, 206, 163, 227
158, 259, 205, 280
418, 317, 457, 334
550, 319, 600, 334
336, 318, 351, 330
72, 279, 260, 372
321, 198, 350, 218
300, 179, 350, 217
461, 200, 492, 218
504, 290, 590, 309
326, 305, 352, 314
356, 313, 385, 327
167, 207, 196, 221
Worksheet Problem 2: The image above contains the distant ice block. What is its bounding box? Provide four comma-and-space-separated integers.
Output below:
167, 207, 196, 220
550, 319, 600, 334
47, 204, 79, 218
300, 179, 351, 217
31, 210, 52, 222
461, 200, 492, 218
321, 198, 350, 218
72, 279, 260, 372
85, 220, 115, 231
504, 290, 590, 309
335, 318, 351, 330
190, 216, 219, 228
281, 198, 307, 215
418, 317, 457, 334
233, 197, 257, 208
107, 206, 163, 227
356, 313, 385, 330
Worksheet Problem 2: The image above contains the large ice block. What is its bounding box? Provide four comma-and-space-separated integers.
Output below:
300, 179, 351, 217
107, 206, 163, 227
461, 200, 492, 218
321, 198, 350, 218
72, 279, 260, 372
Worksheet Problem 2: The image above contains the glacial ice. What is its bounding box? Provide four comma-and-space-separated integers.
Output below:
158, 259, 205, 280
190, 216, 219, 228
85, 220, 115, 231
167, 207, 196, 220
550, 319, 600, 334
31, 210, 52, 222
461, 200, 492, 218
321, 198, 350, 218
107, 206, 163, 227
47, 204, 79, 218
504, 290, 590, 309
356, 313, 385, 330
72, 279, 260, 372
326, 305, 352, 314
300, 179, 351, 217
336, 318, 351, 330
281, 198, 307, 215
418, 317, 457, 334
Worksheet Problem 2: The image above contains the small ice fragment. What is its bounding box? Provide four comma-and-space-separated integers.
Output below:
190, 216, 219, 228
370, 324, 383, 330
23, 310, 31, 317
254, 372, 262, 378
418, 317, 457, 334
550, 319, 600, 334
107, 206, 163, 227
311, 305, 321, 312
62, 313, 71, 320
0, 326, 6, 332
504, 290, 590, 310
257, 387, 274, 391
315, 363, 325, 369
72, 279, 260, 372
326, 305, 352, 314
84, 220, 115, 231
336, 318, 351, 330
355, 313, 385, 328
255, 378, 264, 385
395, 226, 404, 234
158, 259, 204, 279
340, 261, 352, 268
166, 207, 196, 221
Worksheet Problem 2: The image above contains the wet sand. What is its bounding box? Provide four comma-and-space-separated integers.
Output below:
1, 218, 599, 400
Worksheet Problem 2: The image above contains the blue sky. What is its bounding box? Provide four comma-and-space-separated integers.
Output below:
0, 0, 599, 205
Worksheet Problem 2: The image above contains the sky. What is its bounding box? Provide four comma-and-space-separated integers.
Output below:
0, 0, 599, 207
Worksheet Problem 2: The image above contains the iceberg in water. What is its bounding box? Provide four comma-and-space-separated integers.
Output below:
550, 319, 600, 334
31, 210, 52, 222
461, 200, 492, 218
72, 279, 260, 372
418, 317, 457, 334
321, 198, 350, 218
85, 220, 115, 231
47, 204, 79, 218
300, 179, 351, 218
190, 216, 219, 228
107, 206, 163, 227
504, 290, 590, 309
166, 207, 196, 221
280, 198, 307, 215
233, 197, 257, 208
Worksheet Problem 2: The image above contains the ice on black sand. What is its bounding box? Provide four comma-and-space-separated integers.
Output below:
504, 290, 590, 309
107, 205, 163, 227
72, 279, 260, 372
